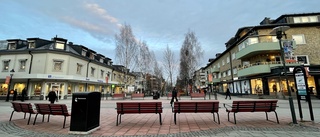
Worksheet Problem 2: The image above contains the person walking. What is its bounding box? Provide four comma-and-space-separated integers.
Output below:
48, 90, 57, 104
12, 89, 17, 101
170, 87, 178, 106
225, 88, 231, 100
21, 87, 27, 102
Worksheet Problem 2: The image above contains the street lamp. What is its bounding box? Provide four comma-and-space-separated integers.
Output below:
5, 69, 15, 102
271, 26, 297, 124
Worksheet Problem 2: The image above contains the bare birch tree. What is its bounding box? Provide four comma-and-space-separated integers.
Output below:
179, 30, 203, 93
136, 40, 153, 93
115, 24, 138, 90
163, 44, 176, 88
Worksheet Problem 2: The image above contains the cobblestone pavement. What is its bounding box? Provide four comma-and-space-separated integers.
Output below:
0, 94, 319, 137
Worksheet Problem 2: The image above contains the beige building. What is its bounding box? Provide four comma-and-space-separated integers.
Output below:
0, 37, 135, 100
203, 12, 320, 98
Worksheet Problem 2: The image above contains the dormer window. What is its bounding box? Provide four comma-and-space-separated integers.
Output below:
8, 42, 16, 50
55, 40, 65, 50
100, 58, 104, 63
28, 41, 36, 49
90, 53, 96, 60
81, 49, 87, 56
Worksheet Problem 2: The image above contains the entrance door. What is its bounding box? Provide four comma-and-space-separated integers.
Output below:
50, 84, 60, 100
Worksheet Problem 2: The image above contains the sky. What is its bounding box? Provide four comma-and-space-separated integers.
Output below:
1, 0, 319, 73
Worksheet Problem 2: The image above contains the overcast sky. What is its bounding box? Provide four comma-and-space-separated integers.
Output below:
1, 0, 319, 71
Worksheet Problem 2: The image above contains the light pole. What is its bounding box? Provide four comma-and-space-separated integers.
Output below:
271, 26, 297, 124
5, 69, 15, 102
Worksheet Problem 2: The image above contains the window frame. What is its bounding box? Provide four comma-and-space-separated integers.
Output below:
2, 60, 10, 71
76, 63, 83, 74
53, 59, 64, 72
292, 34, 306, 44
19, 59, 27, 71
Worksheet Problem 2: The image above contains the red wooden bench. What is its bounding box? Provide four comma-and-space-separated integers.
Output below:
116, 102, 163, 126
10, 102, 37, 125
33, 103, 71, 128
166, 93, 181, 100
131, 93, 144, 100
172, 101, 220, 124
190, 93, 206, 100
112, 93, 125, 100
223, 100, 279, 124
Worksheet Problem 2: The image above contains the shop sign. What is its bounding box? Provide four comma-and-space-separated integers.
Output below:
295, 72, 307, 96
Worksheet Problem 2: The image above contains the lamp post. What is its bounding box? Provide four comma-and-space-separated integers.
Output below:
5, 69, 15, 102
271, 26, 297, 124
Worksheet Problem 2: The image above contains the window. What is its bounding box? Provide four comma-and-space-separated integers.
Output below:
223, 72, 226, 77
222, 60, 225, 66
55, 41, 65, 49
227, 70, 231, 76
2, 60, 10, 71
248, 37, 259, 45
100, 70, 104, 78
81, 49, 87, 56
271, 36, 278, 42
217, 63, 220, 68
227, 57, 230, 63
233, 68, 237, 74
28, 41, 35, 49
53, 60, 63, 71
8, 42, 16, 50
293, 16, 318, 23
296, 55, 309, 65
292, 34, 306, 44
19, 59, 27, 71
232, 53, 236, 60
76, 63, 82, 74
91, 67, 95, 76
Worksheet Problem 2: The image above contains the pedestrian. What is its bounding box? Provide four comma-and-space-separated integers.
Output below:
21, 87, 27, 102
48, 90, 57, 104
170, 87, 178, 106
12, 89, 17, 101
225, 88, 231, 100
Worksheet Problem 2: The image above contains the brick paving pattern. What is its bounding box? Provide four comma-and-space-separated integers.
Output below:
0, 94, 319, 137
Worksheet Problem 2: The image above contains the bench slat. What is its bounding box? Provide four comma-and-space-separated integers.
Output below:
223, 100, 279, 124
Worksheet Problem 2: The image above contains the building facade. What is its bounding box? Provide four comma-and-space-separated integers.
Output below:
0, 37, 136, 100
204, 12, 320, 99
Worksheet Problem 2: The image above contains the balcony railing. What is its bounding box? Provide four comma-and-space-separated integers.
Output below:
237, 60, 301, 77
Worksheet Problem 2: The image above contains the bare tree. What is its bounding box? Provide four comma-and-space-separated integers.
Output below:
136, 40, 153, 93
163, 44, 176, 88
115, 23, 139, 90
179, 30, 203, 94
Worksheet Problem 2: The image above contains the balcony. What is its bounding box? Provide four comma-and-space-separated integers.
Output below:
236, 41, 296, 60
210, 68, 219, 73
237, 61, 300, 77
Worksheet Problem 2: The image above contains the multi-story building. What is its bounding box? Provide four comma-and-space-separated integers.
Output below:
204, 12, 320, 99
0, 37, 135, 100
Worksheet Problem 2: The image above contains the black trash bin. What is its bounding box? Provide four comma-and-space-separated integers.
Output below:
69, 92, 101, 134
